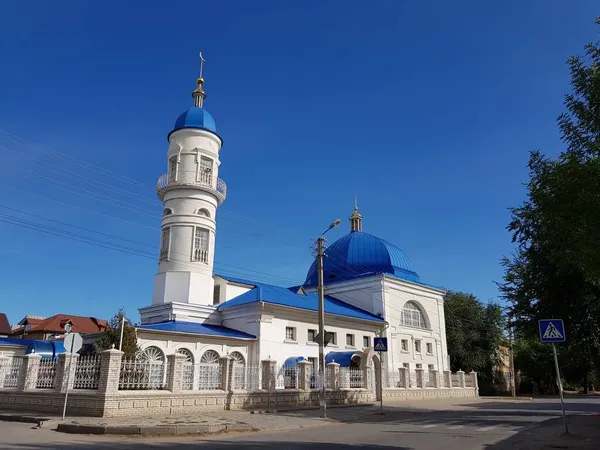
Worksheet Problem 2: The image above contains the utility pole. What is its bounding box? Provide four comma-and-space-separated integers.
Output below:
317, 236, 327, 419
118, 313, 126, 351
314, 218, 341, 420
508, 314, 516, 397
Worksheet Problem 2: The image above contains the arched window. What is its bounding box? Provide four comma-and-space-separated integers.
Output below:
176, 348, 194, 364
140, 346, 165, 363
400, 302, 427, 329
196, 208, 210, 217
230, 351, 245, 366
200, 350, 220, 364
163, 208, 173, 216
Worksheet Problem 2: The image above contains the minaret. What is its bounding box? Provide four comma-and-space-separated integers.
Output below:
349, 195, 363, 232
149, 53, 226, 317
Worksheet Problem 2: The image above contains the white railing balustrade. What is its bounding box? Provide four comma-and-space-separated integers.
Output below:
276, 365, 299, 389
408, 371, 419, 388
156, 171, 227, 200
338, 367, 364, 388
1, 357, 22, 389
182, 363, 194, 390
195, 363, 221, 390
73, 355, 101, 390
36, 358, 57, 389
193, 248, 209, 263
119, 359, 169, 390
232, 364, 261, 390
465, 375, 474, 388
451, 373, 461, 388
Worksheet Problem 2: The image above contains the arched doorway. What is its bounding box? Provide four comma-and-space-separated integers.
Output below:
360, 348, 382, 401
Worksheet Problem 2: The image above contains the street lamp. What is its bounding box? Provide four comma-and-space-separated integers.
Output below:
316, 218, 342, 418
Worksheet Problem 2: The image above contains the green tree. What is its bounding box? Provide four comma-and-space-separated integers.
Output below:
444, 291, 505, 394
97, 308, 138, 358
500, 18, 600, 393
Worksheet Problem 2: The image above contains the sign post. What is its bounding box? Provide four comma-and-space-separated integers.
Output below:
539, 319, 568, 434
373, 337, 388, 415
61, 331, 83, 421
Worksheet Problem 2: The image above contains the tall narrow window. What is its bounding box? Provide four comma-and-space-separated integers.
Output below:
169, 157, 177, 181
192, 227, 209, 263
199, 156, 213, 185
213, 285, 221, 305
159, 227, 170, 261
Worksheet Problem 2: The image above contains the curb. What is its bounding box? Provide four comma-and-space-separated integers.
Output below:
56, 422, 258, 436
0, 413, 51, 427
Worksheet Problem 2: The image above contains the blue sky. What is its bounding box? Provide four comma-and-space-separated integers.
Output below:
0, 1, 597, 324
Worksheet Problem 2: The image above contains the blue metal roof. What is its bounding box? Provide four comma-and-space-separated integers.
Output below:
169, 107, 217, 137
304, 232, 420, 286
0, 338, 66, 360
325, 351, 362, 367
217, 277, 384, 322
137, 321, 256, 339
283, 356, 307, 368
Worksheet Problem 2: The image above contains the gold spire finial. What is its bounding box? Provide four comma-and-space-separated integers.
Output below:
192, 52, 207, 107
350, 194, 363, 232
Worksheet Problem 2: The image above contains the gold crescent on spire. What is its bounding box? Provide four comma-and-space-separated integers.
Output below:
192, 52, 207, 107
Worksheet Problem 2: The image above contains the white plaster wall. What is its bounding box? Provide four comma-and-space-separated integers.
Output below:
136, 331, 249, 365
382, 278, 448, 373
0, 344, 26, 357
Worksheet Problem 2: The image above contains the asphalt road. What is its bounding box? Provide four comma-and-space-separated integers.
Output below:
2, 397, 599, 450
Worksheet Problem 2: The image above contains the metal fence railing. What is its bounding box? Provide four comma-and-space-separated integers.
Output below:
119, 359, 169, 390
36, 359, 57, 389
73, 355, 101, 390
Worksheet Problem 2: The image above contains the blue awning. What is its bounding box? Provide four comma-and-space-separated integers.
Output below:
283, 356, 307, 368
325, 351, 361, 367
25, 341, 66, 360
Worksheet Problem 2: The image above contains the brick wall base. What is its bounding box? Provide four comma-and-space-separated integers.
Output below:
0, 387, 477, 418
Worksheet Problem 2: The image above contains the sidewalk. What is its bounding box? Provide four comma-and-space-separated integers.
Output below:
0, 404, 380, 437
489, 414, 600, 450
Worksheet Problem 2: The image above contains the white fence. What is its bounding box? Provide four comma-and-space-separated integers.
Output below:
74, 355, 101, 390
181, 363, 222, 390
36, 359, 57, 389
0, 357, 22, 389
232, 364, 261, 390
275, 365, 299, 389
119, 359, 169, 390
338, 367, 364, 388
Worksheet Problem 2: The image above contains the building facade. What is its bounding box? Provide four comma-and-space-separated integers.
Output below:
135, 59, 450, 381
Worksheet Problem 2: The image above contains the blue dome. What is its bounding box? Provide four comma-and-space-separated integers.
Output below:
170, 107, 216, 136
304, 232, 420, 286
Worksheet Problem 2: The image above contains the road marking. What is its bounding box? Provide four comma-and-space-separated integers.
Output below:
448, 425, 464, 429
421, 424, 437, 428
475, 426, 495, 432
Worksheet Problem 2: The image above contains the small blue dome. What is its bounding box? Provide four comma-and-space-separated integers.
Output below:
304, 232, 420, 286
170, 107, 216, 136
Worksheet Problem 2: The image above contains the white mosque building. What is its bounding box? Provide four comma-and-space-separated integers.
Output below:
134, 60, 450, 381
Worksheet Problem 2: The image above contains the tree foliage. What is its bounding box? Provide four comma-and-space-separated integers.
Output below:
97, 308, 138, 358
444, 291, 505, 393
500, 19, 600, 393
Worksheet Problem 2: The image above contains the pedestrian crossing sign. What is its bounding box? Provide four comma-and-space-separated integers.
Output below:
374, 337, 388, 352
539, 319, 566, 343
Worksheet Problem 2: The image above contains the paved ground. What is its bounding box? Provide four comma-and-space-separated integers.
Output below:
1, 397, 599, 449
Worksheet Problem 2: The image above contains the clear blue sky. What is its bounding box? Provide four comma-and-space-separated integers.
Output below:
0, 1, 597, 324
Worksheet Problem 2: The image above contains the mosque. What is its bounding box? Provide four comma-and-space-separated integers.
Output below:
134, 58, 449, 382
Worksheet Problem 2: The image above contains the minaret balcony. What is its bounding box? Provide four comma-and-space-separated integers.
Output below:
156, 171, 227, 203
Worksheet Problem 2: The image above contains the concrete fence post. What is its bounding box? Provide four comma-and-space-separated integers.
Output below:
297, 360, 312, 391
167, 353, 186, 393
98, 348, 124, 395
0, 355, 10, 389
443, 370, 451, 388
18, 353, 42, 391
261, 359, 276, 390
470, 371, 479, 392
398, 367, 408, 388
457, 370, 466, 388
219, 356, 232, 392
415, 368, 424, 389
55, 353, 79, 393
429, 369, 439, 388
326, 362, 340, 390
